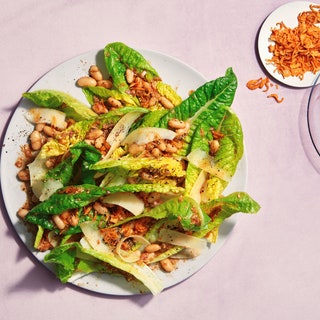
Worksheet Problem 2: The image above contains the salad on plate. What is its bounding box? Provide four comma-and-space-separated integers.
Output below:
14, 42, 260, 295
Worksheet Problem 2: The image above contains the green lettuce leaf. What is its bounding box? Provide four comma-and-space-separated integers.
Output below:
26, 184, 106, 216
44, 242, 77, 283
104, 42, 159, 92
213, 110, 244, 176
23, 89, 97, 121
82, 86, 140, 106
196, 192, 261, 237
25, 182, 185, 231
157, 68, 237, 127
110, 196, 211, 232
91, 156, 186, 178
156, 82, 182, 106
34, 107, 145, 161
44, 241, 164, 295
45, 142, 101, 186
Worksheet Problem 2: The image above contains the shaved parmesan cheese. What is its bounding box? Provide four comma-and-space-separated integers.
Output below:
27, 157, 49, 199
115, 235, 150, 263
172, 248, 201, 259
80, 221, 112, 254
102, 192, 145, 216
189, 170, 207, 203
39, 179, 64, 202
47, 231, 60, 248
104, 111, 143, 158
25, 107, 66, 130
121, 127, 176, 145
158, 228, 207, 251
187, 149, 231, 182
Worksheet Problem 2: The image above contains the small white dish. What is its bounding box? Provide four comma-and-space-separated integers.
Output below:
258, 1, 319, 88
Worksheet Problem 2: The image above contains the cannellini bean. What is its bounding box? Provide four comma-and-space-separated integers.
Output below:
157, 141, 167, 152
77, 76, 97, 87
17, 208, 29, 219
52, 215, 66, 230
17, 169, 30, 181
30, 130, 42, 151
168, 119, 186, 129
89, 65, 103, 81
159, 96, 174, 109
148, 96, 157, 107
45, 158, 56, 169
209, 139, 220, 154
69, 214, 79, 227
151, 147, 162, 158
97, 79, 113, 89
128, 143, 144, 155
144, 243, 161, 253
165, 143, 177, 154
107, 97, 122, 108
35, 123, 46, 132
125, 68, 135, 84
94, 136, 106, 149
140, 70, 147, 78
86, 128, 104, 140
43, 125, 57, 137
160, 258, 174, 272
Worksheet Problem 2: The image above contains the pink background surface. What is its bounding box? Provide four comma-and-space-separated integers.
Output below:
1, 1, 320, 319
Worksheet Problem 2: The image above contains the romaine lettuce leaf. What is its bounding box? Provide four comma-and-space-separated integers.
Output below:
109, 196, 211, 232
82, 86, 140, 106
44, 240, 164, 295
26, 184, 107, 216
35, 108, 135, 160
213, 109, 244, 176
91, 156, 186, 178
45, 142, 101, 186
196, 192, 261, 238
44, 242, 78, 283
156, 82, 182, 107
23, 89, 97, 121
25, 182, 185, 231
157, 68, 237, 127
104, 42, 159, 92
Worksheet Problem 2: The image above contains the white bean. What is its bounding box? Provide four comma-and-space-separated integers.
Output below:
77, 76, 97, 87
160, 258, 174, 272
52, 215, 66, 230
159, 96, 174, 109
125, 68, 135, 84
89, 65, 103, 81
30, 130, 42, 151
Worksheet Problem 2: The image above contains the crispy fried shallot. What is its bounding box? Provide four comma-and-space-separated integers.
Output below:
267, 93, 284, 103
246, 76, 284, 103
267, 4, 320, 79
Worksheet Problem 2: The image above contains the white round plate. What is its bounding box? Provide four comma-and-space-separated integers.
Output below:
258, 1, 319, 88
0, 48, 247, 295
